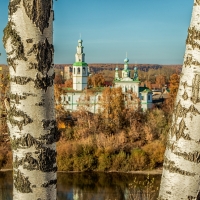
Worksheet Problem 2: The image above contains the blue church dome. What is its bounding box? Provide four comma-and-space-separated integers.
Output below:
124, 58, 129, 63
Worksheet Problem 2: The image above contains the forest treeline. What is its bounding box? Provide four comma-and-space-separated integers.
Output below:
0, 65, 180, 172
55, 64, 181, 86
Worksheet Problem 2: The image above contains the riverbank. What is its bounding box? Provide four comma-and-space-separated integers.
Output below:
1, 168, 163, 174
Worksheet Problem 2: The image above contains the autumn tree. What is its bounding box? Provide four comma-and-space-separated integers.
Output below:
99, 87, 125, 132
54, 74, 63, 84
64, 78, 73, 88
3, 1, 58, 199
159, 1, 200, 199
88, 73, 105, 87
163, 73, 180, 113
155, 75, 166, 88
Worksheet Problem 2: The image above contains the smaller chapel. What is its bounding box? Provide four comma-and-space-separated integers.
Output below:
60, 39, 153, 112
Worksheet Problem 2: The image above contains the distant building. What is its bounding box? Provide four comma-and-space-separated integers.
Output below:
63, 65, 72, 80
114, 57, 152, 110
60, 39, 153, 112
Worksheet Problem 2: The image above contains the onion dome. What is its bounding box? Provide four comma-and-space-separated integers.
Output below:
124, 58, 129, 63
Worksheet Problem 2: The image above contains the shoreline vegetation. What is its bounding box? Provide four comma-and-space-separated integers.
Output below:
0, 168, 163, 175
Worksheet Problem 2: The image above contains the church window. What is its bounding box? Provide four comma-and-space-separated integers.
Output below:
148, 95, 151, 101
74, 68, 75, 74
68, 96, 71, 101
83, 67, 86, 74
77, 68, 80, 74
141, 96, 144, 100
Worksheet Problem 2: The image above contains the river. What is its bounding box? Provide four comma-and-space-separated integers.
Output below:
0, 171, 161, 200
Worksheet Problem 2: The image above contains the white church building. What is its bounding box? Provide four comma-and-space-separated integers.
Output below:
60, 39, 153, 112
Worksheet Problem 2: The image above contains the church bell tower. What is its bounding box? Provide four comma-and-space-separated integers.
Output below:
73, 39, 88, 91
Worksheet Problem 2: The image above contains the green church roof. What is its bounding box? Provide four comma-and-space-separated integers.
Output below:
73, 62, 88, 66
139, 87, 152, 93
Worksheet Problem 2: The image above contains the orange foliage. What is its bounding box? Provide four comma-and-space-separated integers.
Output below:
64, 79, 73, 88
88, 73, 105, 87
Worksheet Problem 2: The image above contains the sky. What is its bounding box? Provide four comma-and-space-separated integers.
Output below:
0, 0, 194, 65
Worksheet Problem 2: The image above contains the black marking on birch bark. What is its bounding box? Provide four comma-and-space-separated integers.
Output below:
191, 74, 200, 104
3, 21, 26, 71
34, 72, 55, 91
11, 128, 59, 151
27, 38, 54, 74
174, 151, 200, 163
183, 54, 200, 68
23, 0, 52, 33
41, 120, 61, 143
35, 98, 45, 106
35, 102, 45, 106
9, 93, 27, 104
186, 26, 200, 50
195, 0, 200, 6
13, 170, 32, 193
22, 92, 37, 97
26, 38, 33, 43
170, 119, 191, 141
181, 81, 188, 89
10, 76, 33, 85
13, 156, 22, 169
11, 133, 39, 150
174, 101, 200, 121
38, 147, 57, 172
7, 105, 33, 130
166, 141, 176, 152
196, 191, 200, 200
184, 55, 193, 68
188, 196, 196, 200
14, 148, 57, 172
8, 0, 21, 15
164, 157, 196, 176
41, 179, 57, 188
182, 91, 189, 100
174, 101, 187, 120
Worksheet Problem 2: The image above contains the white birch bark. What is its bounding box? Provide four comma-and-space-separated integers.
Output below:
159, 1, 200, 199
3, 0, 59, 199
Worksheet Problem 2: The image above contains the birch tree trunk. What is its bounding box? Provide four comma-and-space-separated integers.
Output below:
159, 1, 200, 199
3, 0, 59, 199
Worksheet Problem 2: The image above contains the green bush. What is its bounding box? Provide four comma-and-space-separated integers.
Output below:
57, 154, 73, 171
97, 153, 112, 171
111, 151, 127, 171
127, 148, 149, 171
73, 154, 97, 171
142, 140, 165, 169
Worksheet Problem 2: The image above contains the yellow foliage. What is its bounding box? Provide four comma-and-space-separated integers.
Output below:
58, 121, 66, 129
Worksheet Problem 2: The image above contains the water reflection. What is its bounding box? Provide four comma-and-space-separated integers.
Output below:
0, 171, 161, 200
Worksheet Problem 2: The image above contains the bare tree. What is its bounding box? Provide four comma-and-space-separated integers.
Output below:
3, 0, 59, 199
159, 1, 200, 199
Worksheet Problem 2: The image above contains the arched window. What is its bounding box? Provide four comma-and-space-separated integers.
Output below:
83, 67, 86, 74
74, 68, 75, 74
77, 68, 80, 74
